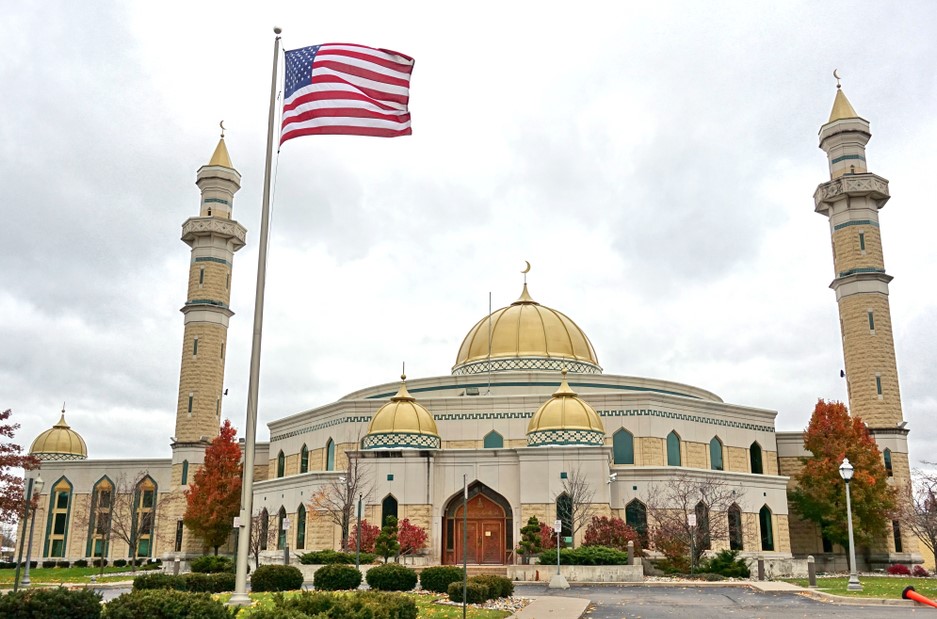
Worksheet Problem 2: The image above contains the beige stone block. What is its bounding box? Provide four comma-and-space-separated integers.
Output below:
726, 446, 749, 473
685, 442, 707, 469
639, 437, 664, 466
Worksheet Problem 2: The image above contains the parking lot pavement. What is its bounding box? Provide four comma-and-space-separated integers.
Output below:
513, 584, 922, 619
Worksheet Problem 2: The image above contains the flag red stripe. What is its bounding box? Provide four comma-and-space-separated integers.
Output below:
316, 45, 413, 73
283, 89, 401, 114
283, 108, 411, 129
282, 125, 412, 141
314, 59, 411, 89
308, 74, 409, 106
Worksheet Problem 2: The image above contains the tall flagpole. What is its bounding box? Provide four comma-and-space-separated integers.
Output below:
230, 26, 282, 606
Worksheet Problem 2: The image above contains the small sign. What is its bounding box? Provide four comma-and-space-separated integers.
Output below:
688, 514, 697, 527
553, 519, 562, 533
233, 517, 241, 528
485, 531, 491, 537
282, 518, 291, 530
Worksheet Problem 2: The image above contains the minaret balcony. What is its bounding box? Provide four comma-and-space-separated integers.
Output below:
814, 173, 890, 214
181, 217, 247, 250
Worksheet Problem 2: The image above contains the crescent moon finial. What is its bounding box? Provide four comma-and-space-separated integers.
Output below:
219, 120, 226, 138
833, 69, 841, 89
521, 260, 531, 285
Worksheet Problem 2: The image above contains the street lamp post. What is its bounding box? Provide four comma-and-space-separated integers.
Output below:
355, 493, 362, 570
18, 475, 44, 590
839, 457, 862, 592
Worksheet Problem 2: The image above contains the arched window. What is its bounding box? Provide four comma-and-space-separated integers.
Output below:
556, 493, 573, 539
728, 504, 743, 551
667, 431, 681, 466
276, 451, 285, 478
381, 495, 398, 527
259, 509, 269, 550
483, 431, 504, 449
87, 477, 113, 558
300, 444, 309, 473
695, 501, 711, 550
134, 476, 157, 557
750, 442, 763, 474
893, 520, 903, 552
709, 437, 723, 471
759, 505, 774, 551
296, 505, 306, 550
277, 507, 287, 550
613, 429, 635, 465
44, 477, 72, 558
884, 448, 893, 477
326, 439, 335, 471
181, 460, 189, 485
625, 499, 648, 548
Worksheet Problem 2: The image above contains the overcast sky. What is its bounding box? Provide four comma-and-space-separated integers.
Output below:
2, 1, 935, 468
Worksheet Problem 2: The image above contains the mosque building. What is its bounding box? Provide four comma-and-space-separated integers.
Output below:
20, 84, 918, 570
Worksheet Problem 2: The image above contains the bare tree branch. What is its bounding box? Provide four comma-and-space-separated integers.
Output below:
307, 453, 372, 551
553, 466, 597, 547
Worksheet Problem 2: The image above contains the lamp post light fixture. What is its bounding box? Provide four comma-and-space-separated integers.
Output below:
19, 474, 44, 590
839, 457, 863, 592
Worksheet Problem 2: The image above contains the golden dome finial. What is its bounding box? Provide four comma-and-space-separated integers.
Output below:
833, 68, 842, 89
220, 120, 226, 138
521, 260, 531, 285
827, 70, 859, 123
391, 371, 414, 402
553, 367, 577, 397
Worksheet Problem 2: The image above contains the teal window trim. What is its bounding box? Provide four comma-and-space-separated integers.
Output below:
326, 439, 335, 471
728, 504, 743, 551
296, 505, 306, 550
277, 451, 285, 478
884, 448, 893, 476
44, 477, 73, 558
876, 376, 883, 395
483, 431, 504, 449
859, 232, 866, 251
750, 442, 763, 474
181, 460, 189, 485
381, 495, 398, 527
259, 509, 269, 550
193, 337, 198, 356
760, 505, 774, 551
667, 431, 681, 466
86, 476, 112, 557
198, 267, 204, 284
625, 499, 648, 547
868, 311, 875, 331
613, 429, 634, 465
300, 444, 309, 473
277, 507, 287, 550
187, 395, 193, 413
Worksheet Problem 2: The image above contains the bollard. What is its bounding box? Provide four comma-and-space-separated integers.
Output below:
903, 586, 937, 608
807, 555, 816, 588
757, 558, 765, 581
627, 541, 634, 566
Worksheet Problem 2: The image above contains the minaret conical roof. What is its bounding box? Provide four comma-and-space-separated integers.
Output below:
828, 88, 859, 123
208, 137, 234, 169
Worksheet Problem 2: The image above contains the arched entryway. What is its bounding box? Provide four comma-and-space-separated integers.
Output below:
442, 482, 513, 565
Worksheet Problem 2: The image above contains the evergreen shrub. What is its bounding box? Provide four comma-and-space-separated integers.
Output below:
101, 590, 234, 619
73, 559, 89, 568
0, 587, 102, 619
418, 565, 464, 593
365, 562, 417, 591
469, 574, 514, 599
698, 549, 750, 578
113, 559, 127, 567
299, 549, 376, 564
250, 564, 304, 592
190, 555, 234, 573
538, 545, 630, 565
313, 563, 362, 590
447, 580, 489, 604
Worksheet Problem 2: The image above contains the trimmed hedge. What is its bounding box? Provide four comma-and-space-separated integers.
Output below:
190, 555, 234, 574
299, 549, 377, 565
469, 574, 513, 599
269, 590, 417, 619
419, 565, 464, 593
73, 559, 89, 568
313, 564, 362, 590
251, 564, 304, 592
365, 563, 417, 591
102, 590, 234, 619
0, 587, 102, 619
538, 545, 630, 565
132, 572, 235, 593
448, 580, 489, 604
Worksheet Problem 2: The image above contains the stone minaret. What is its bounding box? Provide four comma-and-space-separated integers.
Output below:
169, 136, 247, 534
814, 82, 917, 564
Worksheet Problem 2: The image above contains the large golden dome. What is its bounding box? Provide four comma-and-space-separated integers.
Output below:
362, 376, 441, 449
527, 370, 605, 446
30, 411, 88, 461
452, 284, 601, 375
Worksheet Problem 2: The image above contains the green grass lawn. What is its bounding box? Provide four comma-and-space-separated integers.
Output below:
784, 575, 937, 599
216, 591, 512, 619
0, 565, 142, 586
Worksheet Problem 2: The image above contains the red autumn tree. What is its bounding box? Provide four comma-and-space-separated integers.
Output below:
788, 399, 895, 548
398, 518, 428, 555
346, 519, 380, 553
183, 419, 243, 554
583, 515, 640, 552
0, 409, 39, 524
539, 522, 557, 549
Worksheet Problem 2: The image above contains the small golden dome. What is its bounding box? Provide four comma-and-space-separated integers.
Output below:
30, 410, 88, 461
208, 137, 234, 168
363, 375, 441, 449
453, 284, 601, 375
527, 370, 605, 446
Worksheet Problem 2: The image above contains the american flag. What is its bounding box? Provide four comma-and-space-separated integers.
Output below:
280, 43, 414, 143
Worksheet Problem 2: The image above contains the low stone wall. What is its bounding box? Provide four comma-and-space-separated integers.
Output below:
508, 564, 643, 582
745, 557, 808, 579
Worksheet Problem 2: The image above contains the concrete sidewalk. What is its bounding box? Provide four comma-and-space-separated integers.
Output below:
510, 595, 590, 619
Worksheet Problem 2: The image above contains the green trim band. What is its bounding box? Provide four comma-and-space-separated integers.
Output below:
837, 267, 886, 278
831, 154, 866, 164
833, 219, 879, 231
186, 299, 229, 308
367, 380, 705, 401
193, 256, 231, 266
362, 431, 441, 450
203, 197, 229, 205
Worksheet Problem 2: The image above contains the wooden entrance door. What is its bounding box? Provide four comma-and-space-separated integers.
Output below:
452, 494, 506, 564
